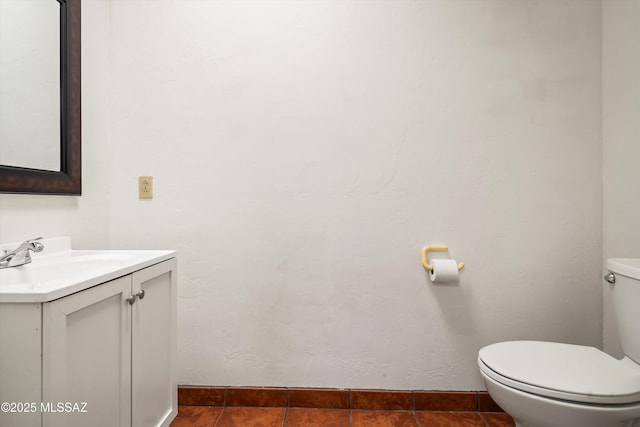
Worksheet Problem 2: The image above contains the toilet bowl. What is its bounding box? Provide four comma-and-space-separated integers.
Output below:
479, 341, 640, 427
478, 259, 640, 427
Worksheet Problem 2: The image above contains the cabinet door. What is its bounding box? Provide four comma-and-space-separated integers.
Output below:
131, 259, 177, 427
42, 276, 132, 427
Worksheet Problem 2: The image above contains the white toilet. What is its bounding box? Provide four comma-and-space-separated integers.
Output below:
478, 258, 640, 427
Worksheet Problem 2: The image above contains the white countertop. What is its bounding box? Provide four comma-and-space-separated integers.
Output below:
0, 237, 175, 303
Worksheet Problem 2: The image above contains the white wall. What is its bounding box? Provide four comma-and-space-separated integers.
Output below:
105, 0, 602, 390
0, 0, 604, 391
602, 0, 640, 357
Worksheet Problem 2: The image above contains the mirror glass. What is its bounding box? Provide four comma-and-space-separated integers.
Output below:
0, 0, 61, 171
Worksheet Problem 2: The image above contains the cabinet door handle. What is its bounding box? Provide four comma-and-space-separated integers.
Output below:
126, 291, 145, 305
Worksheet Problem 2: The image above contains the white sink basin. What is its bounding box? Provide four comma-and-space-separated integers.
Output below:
0, 237, 175, 303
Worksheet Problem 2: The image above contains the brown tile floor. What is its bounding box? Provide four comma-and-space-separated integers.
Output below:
171, 406, 515, 426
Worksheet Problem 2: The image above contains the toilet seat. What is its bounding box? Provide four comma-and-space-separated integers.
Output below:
479, 341, 640, 404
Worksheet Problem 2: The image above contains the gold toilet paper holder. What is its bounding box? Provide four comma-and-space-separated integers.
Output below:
421, 245, 464, 272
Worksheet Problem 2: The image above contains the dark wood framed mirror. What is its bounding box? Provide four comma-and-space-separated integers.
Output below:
0, 0, 81, 195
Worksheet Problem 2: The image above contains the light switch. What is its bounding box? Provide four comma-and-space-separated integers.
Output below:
139, 176, 153, 199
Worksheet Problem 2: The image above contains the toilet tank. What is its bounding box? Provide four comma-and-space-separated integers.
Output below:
607, 258, 640, 363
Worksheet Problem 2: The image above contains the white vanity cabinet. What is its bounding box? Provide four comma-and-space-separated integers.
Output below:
0, 256, 177, 427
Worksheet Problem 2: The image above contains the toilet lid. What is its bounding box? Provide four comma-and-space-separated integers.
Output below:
479, 341, 640, 404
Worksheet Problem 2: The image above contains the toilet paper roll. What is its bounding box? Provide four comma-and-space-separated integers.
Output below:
429, 259, 459, 283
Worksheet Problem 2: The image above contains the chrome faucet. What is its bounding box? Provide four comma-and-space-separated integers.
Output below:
0, 237, 45, 269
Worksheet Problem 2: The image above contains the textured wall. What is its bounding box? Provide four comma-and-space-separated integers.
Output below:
105, 0, 602, 390
602, 0, 640, 357
0, 0, 603, 391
